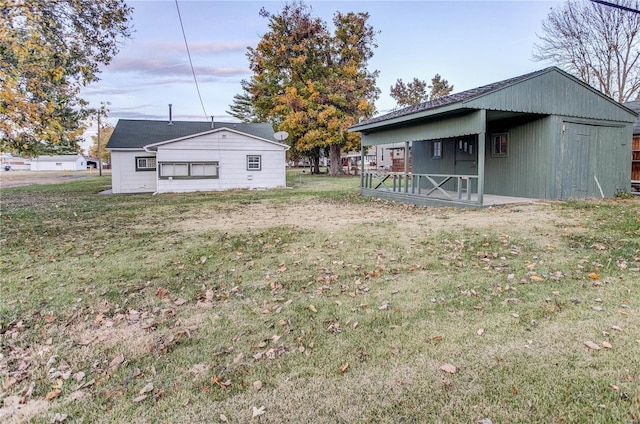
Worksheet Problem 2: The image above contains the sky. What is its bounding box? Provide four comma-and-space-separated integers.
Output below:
80, 0, 563, 148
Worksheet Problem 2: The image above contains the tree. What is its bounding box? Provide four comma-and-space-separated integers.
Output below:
241, 2, 380, 175
428, 74, 454, 100
533, 0, 640, 102
227, 84, 260, 123
390, 78, 429, 108
88, 123, 113, 163
0, 0, 132, 156
390, 74, 454, 108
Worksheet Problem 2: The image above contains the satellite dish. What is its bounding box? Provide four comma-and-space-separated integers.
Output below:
274, 131, 289, 141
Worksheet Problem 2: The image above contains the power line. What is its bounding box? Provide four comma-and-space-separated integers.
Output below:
590, 0, 640, 14
174, 0, 208, 118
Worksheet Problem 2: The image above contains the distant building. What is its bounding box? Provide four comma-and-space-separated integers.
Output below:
30, 155, 86, 171
107, 119, 288, 194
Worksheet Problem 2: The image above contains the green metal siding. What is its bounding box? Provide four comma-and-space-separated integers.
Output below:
552, 119, 632, 198
464, 71, 636, 123
361, 111, 483, 146
484, 116, 554, 198
413, 140, 455, 175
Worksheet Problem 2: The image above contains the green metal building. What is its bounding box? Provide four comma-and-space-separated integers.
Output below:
349, 67, 637, 207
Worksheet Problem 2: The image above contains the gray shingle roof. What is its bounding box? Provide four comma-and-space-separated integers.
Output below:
106, 120, 276, 149
624, 100, 640, 134
353, 67, 557, 129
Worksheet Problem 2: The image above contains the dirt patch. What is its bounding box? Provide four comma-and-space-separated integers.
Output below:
174, 200, 572, 246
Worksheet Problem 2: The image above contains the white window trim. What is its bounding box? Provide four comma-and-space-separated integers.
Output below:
158, 161, 219, 179
136, 156, 156, 171
247, 155, 262, 171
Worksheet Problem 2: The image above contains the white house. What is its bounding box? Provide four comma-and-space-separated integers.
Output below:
30, 155, 86, 171
106, 119, 289, 194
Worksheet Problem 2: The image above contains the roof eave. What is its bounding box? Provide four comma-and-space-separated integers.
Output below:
143, 127, 289, 150
349, 102, 467, 133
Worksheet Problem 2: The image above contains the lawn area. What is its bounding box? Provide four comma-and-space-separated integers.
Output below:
1, 172, 639, 423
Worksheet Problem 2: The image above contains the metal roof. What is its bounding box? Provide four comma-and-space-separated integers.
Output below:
106, 120, 276, 149
624, 100, 640, 134
350, 67, 637, 132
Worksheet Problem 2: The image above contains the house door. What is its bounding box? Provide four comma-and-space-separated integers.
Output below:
560, 122, 591, 199
454, 137, 478, 191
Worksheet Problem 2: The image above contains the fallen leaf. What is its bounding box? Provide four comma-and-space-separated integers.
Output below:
132, 395, 147, 403
45, 389, 62, 401
588, 273, 601, 280
220, 414, 228, 422
308, 305, 317, 313
2, 377, 17, 391
611, 325, 622, 332
156, 287, 169, 298
174, 298, 187, 306
253, 381, 263, 392
51, 413, 68, 423
530, 275, 544, 282
440, 363, 457, 374
200, 256, 207, 264
432, 335, 443, 342
139, 382, 154, 395
610, 384, 619, 391
109, 353, 125, 370
45, 314, 56, 323
510, 386, 518, 394
584, 341, 601, 350
252, 406, 266, 418
477, 328, 485, 336
337, 362, 349, 374
602, 341, 612, 349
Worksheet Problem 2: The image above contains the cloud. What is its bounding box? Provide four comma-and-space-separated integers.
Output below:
106, 57, 250, 78
141, 40, 253, 55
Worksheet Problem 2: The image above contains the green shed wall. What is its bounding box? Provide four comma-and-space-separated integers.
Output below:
361, 110, 482, 146
550, 116, 632, 198
465, 71, 635, 123
483, 116, 554, 198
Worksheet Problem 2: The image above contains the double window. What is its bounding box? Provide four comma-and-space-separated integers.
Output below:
247, 155, 261, 171
492, 133, 509, 157
136, 157, 156, 171
159, 161, 219, 179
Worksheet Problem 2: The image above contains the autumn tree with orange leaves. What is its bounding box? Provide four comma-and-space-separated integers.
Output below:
0, 0, 132, 156
234, 2, 380, 175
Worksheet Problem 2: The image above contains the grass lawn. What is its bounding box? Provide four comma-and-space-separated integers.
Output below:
1, 172, 639, 423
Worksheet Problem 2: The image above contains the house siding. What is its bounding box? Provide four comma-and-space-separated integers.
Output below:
550, 117, 631, 198
30, 156, 86, 171
155, 130, 286, 193
361, 110, 483, 146
464, 71, 634, 123
483, 116, 553, 198
110, 150, 156, 194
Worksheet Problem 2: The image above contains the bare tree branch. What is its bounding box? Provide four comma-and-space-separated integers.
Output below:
533, 0, 640, 102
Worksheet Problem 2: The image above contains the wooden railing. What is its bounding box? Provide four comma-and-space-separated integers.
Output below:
361, 171, 480, 204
